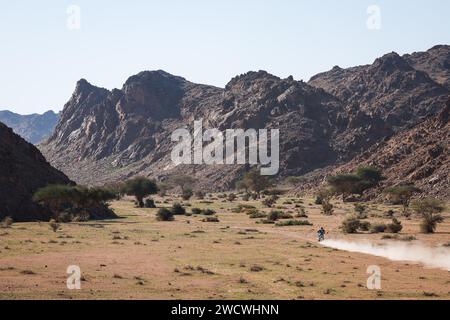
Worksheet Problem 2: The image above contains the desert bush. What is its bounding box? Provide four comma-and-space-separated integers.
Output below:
241, 193, 250, 201
121, 177, 158, 208
354, 203, 368, 219
321, 200, 334, 215
191, 208, 202, 215
370, 223, 387, 234
171, 203, 186, 215
412, 198, 445, 234
156, 208, 174, 221
275, 220, 313, 227
386, 218, 403, 233
49, 219, 60, 232
202, 209, 216, 216
340, 215, 369, 234
1, 217, 13, 228
385, 210, 395, 218
262, 195, 278, 208
384, 184, 420, 214
202, 216, 219, 223
227, 193, 237, 202
195, 191, 205, 199
359, 221, 371, 232
144, 198, 156, 208
249, 211, 267, 219
181, 188, 193, 201
267, 210, 293, 221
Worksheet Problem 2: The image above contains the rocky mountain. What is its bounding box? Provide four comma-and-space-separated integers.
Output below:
296, 97, 450, 199
0, 122, 72, 221
0, 110, 59, 144
309, 50, 449, 129
404, 45, 450, 91
40, 46, 450, 195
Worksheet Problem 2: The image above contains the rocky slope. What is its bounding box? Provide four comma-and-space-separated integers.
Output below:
309, 50, 449, 128
0, 122, 72, 221
0, 110, 59, 144
40, 46, 450, 195
298, 97, 449, 199
344, 97, 449, 199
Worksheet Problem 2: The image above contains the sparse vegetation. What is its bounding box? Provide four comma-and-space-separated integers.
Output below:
411, 198, 445, 234
121, 177, 158, 208
156, 208, 174, 221
49, 219, 60, 232
275, 220, 313, 227
384, 185, 420, 215
1, 217, 13, 229
171, 203, 186, 215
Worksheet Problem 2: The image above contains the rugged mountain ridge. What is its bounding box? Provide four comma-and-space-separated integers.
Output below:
0, 110, 59, 144
0, 122, 72, 221
40, 46, 450, 194
295, 97, 450, 199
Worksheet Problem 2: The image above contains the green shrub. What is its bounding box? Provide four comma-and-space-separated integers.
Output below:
191, 208, 202, 215
354, 203, 367, 219
386, 218, 403, 233
370, 223, 387, 234
267, 210, 292, 221
322, 200, 334, 215
202, 216, 219, 223
144, 199, 156, 208
412, 198, 445, 234
181, 188, 193, 201
156, 208, 174, 221
171, 203, 186, 215
341, 215, 363, 234
227, 193, 237, 202
249, 211, 267, 219
262, 195, 278, 208
275, 220, 313, 227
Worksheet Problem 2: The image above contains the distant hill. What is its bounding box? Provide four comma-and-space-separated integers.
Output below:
0, 110, 59, 144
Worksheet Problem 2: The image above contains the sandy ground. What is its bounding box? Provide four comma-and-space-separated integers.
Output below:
1, 195, 449, 300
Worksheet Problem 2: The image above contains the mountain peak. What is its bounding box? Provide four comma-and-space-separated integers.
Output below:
372, 52, 412, 72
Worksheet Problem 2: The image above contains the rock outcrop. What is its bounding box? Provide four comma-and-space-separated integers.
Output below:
0, 122, 72, 221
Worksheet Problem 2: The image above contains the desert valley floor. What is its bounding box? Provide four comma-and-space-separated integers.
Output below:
1, 195, 450, 300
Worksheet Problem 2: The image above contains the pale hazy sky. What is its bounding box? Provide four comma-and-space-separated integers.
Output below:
1, 0, 449, 114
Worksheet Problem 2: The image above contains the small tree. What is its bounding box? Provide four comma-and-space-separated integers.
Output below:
181, 188, 193, 201
168, 175, 195, 193
411, 198, 445, 234
322, 199, 334, 215
327, 174, 361, 201
327, 166, 383, 201
385, 185, 420, 215
122, 177, 158, 208
242, 168, 273, 197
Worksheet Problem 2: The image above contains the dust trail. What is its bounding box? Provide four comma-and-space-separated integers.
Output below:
321, 239, 450, 271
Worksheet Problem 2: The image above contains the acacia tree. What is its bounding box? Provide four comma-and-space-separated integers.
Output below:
242, 168, 273, 197
411, 198, 445, 234
384, 185, 420, 214
168, 175, 195, 193
327, 166, 384, 201
122, 177, 158, 208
